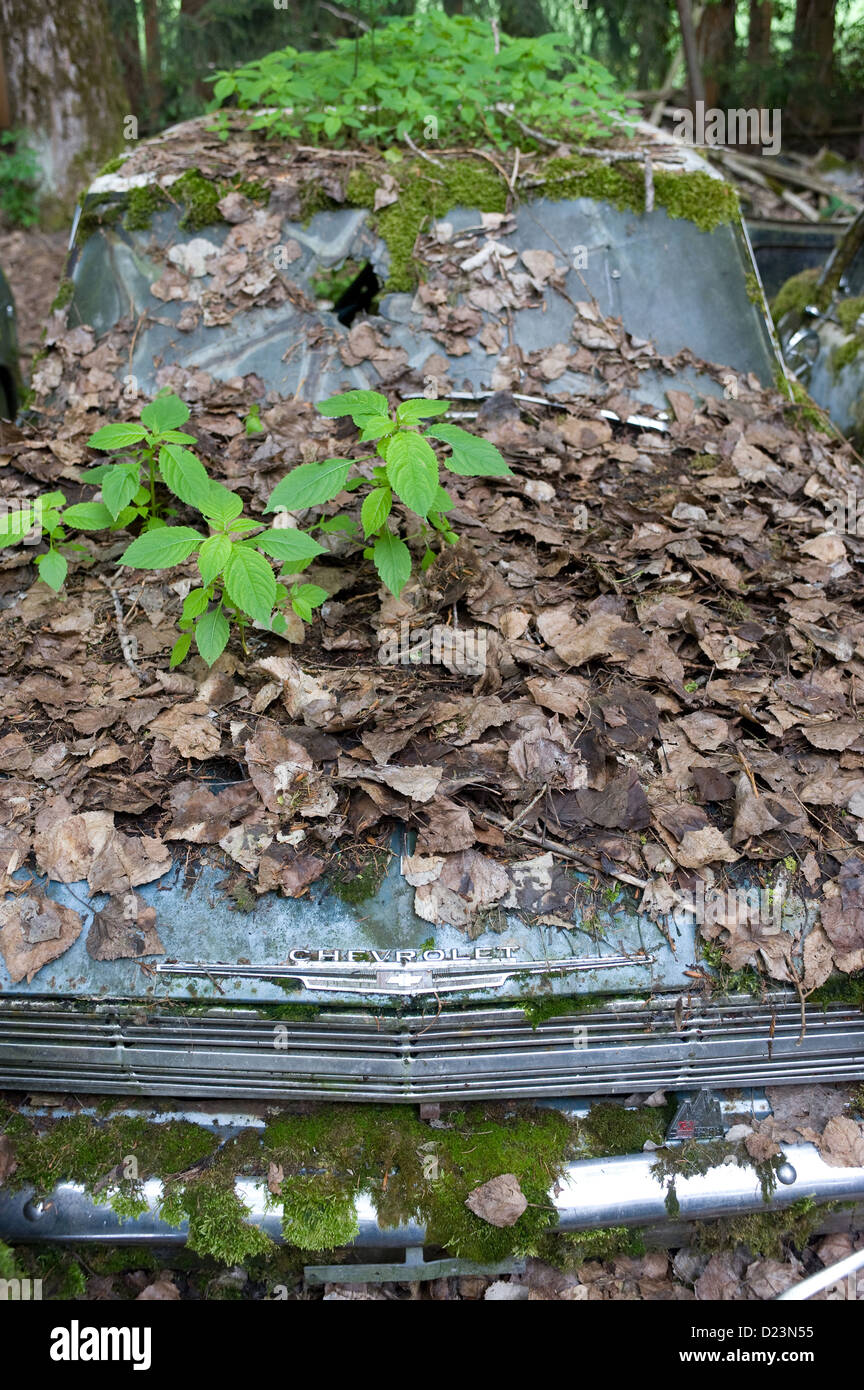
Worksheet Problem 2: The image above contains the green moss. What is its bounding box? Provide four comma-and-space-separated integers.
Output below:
0, 1109, 215, 1194
50, 279, 75, 313
171, 169, 221, 231
76, 193, 124, 241
537, 1224, 646, 1268
745, 270, 768, 313
327, 847, 391, 904
774, 367, 834, 434
535, 157, 738, 233
347, 158, 507, 292
770, 266, 824, 323
96, 155, 126, 178
827, 290, 864, 377
352, 156, 739, 294
160, 1182, 275, 1264
808, 970, 864, 1012
280, 1174, 360, 1251
123, 183, 169, 231
0, 1099, 578, 1267
581, 1101, 672, 1155
700, 940, 764, 997
261, 1102, 574, 1263
0, 1239, 26, 1283
834, 295, 864, 334
695, 1197, 824, 1260
520, 993, 612, 1027
831, 333, 863, 374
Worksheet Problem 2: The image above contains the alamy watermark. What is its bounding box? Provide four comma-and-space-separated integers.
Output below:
378, 620, 487, 677
672, 101, 781, 157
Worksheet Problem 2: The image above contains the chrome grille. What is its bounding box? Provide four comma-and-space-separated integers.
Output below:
0, 997, 862, 1101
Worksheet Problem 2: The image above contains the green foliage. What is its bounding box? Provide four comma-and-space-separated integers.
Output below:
0, 489, 75, 593
86, 392, 329, 663
4, 387, 509, 662
267, 389, 511, 598
0, 131, 40, 227
211, 14, 634, 150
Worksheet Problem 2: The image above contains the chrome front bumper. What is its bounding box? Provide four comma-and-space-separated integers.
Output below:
1, 995, 862, 1102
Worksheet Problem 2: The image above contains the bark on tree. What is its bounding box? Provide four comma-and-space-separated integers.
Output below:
748, 0, 772, 66
0, 0, 127, 225
697, 0, 737, 110
748, 0, 772, 104
794, 0, 836, 89
110, 0, 147, 125
143, 0, 163, 129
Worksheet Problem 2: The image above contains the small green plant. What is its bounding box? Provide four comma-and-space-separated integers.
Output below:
81, 392, 217, 528
0, 490, 86, 591
0, 130, 40, 227
266, 389, 511, 598
1, 388, 512, 667
211, 14, 634, 150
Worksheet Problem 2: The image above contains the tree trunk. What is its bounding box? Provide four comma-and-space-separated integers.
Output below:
697, 0, 736, 110
747, 1, 772, 104
143, 0, 162, 130
794, 0, 836, 89
109, 0, 147, 124
0, 0, 127, 225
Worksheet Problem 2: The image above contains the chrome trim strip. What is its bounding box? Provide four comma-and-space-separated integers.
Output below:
153, 952, 653, 996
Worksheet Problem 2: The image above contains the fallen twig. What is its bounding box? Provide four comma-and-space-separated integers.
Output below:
481, 810, 649, 890
100, 577, 143, 680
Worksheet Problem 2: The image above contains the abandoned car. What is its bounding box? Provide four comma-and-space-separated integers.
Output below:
0, 113, 863, 1116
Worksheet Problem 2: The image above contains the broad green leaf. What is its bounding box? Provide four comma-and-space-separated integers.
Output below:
120, 526, 203, 569
102, 462, 140, 520
158, 444, 212, 509
170, 632, 192, 668
361, 486, 392, 537
425, 423, 512, 477
316, 389, 389, 421
80, 464, 112, 484
200, 483, 244, 529
36, 550, 67, 591
181, 587, 210, 622
372, 529, 412, 597
86, 422, 148, 451
62, 501, 114, 531
195, 607, 230, 666
290, 582, 329, 621
396, 398, 450, 425
254, 528, 325, 563
224, 544, 277, 624
358, 414, 395, 441
317, 513, 357, 534
384, 431, 439, 517
158, 430, 197, 444
265, 458, 352, 513
140, 394, 190, 434
197, 533, 232, 586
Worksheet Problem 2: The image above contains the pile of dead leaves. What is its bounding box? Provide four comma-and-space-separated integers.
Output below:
2, 363, 864, 987
1, 135, 864, 988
